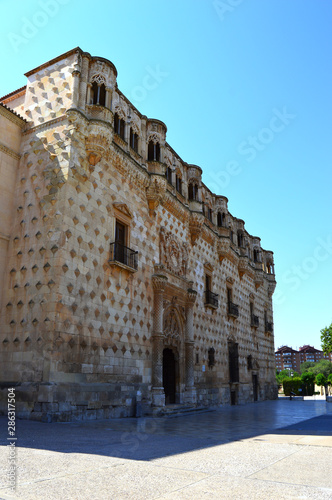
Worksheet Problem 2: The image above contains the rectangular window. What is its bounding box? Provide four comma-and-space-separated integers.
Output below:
229, 341, 239, 383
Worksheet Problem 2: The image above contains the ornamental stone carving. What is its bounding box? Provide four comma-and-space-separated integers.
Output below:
163, 308, 181, 342
159, 226, 189, 276
189, 213, 203, 245
146, 175, 167, 216
217, 238, 230, 262
85, 134, 108, 166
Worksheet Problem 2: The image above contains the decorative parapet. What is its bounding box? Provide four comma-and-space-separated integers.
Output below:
85, 104, 113, 122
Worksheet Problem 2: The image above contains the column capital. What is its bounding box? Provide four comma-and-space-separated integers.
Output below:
152, 273, 168, 291
186, 288, 197, 305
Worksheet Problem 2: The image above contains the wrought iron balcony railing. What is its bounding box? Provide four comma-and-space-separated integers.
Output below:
265, 321, 273, 334
228, 302, 239, 318
109, 241, 138, 271
251, 314, 259, 328
205, 289, 219, 308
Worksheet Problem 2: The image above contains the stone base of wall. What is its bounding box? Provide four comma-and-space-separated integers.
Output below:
0, 381, 278, 422
0, 382, 149, 422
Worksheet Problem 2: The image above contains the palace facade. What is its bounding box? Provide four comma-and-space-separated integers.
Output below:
0, 48, 277, 420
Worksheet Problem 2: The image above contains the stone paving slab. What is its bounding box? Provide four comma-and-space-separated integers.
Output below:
0, 400, 331, 499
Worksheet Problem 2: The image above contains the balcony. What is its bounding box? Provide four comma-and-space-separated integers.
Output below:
265, 321, 273, 334
228, 302, 239, 318
109, 242, 138, 272
205, 290, 219, 309
251, 315, 259, 328
85, 104, 113, 122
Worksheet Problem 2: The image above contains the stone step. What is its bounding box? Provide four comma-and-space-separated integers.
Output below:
151, 404, 217, 418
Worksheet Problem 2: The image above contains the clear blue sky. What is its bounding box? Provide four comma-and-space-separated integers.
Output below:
1, 0, 331, 351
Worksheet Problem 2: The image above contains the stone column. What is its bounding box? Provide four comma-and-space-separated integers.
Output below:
72, 70, 81, 108
184, 287, 197, 403
105, 86, 113, 110
151, 272, 168, 407
86, 83, 92, 106
78, 55, 90, 110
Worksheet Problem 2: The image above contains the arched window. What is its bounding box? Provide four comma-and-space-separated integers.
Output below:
237, 231, 243, 248
165, 166, 172, 184
253, 249, 259, 262
188, 182, 198, 201
91, 81, 106, 106
114, 113, 126, 141
217, 212, 224, 227
175, 174, 182, 194
130, 127, 139, 152
148, 141, 160, 161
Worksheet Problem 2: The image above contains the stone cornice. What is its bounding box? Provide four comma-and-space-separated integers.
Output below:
0, 103, 26, 128
0, 141, 21, 160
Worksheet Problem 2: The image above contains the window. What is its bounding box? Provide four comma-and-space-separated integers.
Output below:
207, 207, 212, 222
109, 204, 138, 272
175, 174, 182, 194
250, 302, 259, 328
165, 166, 172, 184
228, 341, 239, 383
205, 274, 218, 308
114, 113, 126, 141
227, 288, 239, 317
91, 81, 106, 106
148, 141, 160, 161
130, 128, 139, 152
188, 182, 198, 201
208, 348, 215, 368
217, 212, 225, 227
237, 231, 244, 247
253, 249, 259, 262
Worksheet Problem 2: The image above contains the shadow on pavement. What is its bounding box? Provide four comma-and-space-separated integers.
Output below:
1, 400, 332, 462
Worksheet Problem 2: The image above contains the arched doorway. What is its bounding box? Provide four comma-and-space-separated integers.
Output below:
163, 348, 176, 404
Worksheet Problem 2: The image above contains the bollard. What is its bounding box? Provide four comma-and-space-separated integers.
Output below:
136, 390, 142, 418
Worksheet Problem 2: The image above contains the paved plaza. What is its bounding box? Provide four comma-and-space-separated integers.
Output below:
1, 400, 332, 499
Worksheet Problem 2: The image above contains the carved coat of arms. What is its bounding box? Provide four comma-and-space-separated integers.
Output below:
159, 227, 189, 276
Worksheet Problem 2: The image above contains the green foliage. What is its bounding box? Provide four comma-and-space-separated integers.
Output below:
308, 359, 332, 378
283, 377, 302, 396
328, 374, 332, 385
316, 373, 327, 387
300, 372, 315, 396
276, 370, 291, 385
321, 323, 332, 356
300, 361, 315, 374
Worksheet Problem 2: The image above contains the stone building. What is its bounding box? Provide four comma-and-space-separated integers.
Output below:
0, 48, 277, 420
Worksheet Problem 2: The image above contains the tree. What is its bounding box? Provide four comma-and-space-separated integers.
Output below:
328, 374, 332, 396
276, 370, 292, 386
315, 373, 327, 396
301, 372, 315, 396
308, 359, 332, 378
321, 322, 332, 358
300, 361, 315, 374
